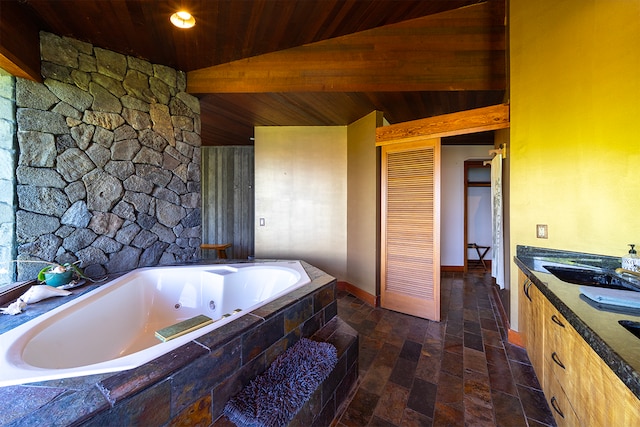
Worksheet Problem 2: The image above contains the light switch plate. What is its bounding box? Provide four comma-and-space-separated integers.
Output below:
536, 224, 548, 239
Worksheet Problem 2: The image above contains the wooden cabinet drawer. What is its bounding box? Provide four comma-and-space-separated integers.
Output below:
543, 296, 640, 426
543, 304, 577, 390
544, 359, 580, 427
519, 271, 545, 381
568, 329, 640, 426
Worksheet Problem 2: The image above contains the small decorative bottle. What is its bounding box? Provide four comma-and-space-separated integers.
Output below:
622, 244, 638, 271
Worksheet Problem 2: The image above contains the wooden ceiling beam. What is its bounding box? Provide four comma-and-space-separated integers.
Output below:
375, 103, 509, 145
187, 1, 505, 94
0, 2, 42, 81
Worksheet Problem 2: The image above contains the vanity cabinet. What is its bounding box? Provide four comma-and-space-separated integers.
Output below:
518, 270, 545, 378
542, 300, 581, 425
518, 269, 640, 426
543, 361, 580, 427
544, 300, 640, 426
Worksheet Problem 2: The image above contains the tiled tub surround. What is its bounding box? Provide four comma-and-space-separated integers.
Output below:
0, 261, 358, 426
515, 246, 640, 398
0, 262, 312, 386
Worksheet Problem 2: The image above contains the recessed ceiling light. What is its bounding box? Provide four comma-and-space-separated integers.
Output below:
170, 11, 196, 29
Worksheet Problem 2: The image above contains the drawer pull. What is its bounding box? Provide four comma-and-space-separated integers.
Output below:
524, 279, 532, 301
551, 314, 565, 328
551, 351, 566, 369
550, 396, 565, 419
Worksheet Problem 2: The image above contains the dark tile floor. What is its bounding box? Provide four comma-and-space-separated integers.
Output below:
333, 269, 556, 427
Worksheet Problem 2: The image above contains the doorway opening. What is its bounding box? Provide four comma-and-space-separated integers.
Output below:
464, 160, 492, 273
377, 104, 509, 321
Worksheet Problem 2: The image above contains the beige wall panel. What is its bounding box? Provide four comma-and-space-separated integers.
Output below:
255, 126, 348, 279
346, 111, 382, 296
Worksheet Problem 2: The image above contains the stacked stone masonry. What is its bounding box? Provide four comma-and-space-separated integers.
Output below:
15, 32, 202, 279
0, 69, 17, 286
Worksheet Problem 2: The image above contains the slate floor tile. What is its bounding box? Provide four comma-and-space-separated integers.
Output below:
517, 385, 556, 426
435, 371, 463, 405
485, 343, 509, 367
463, 331, 484, 352
372, 382, 410, 425
340, 387, 380, 427
388, 358, 417, 389
407, 378, 437, 418
492, 390, 528, 427
398, 340, 422, 362
432, 401, 464, 426
487, 359, 519, 396
463, 346, 488, 374
510, 360, 542, 390
335, 270, 555, 427
440, 350, 463, 378
400, 407, 433, 427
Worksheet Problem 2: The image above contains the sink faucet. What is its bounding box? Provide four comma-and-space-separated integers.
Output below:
615, 268, 640, 280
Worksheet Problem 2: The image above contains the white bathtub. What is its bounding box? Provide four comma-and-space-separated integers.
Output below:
0, 261, 310, 387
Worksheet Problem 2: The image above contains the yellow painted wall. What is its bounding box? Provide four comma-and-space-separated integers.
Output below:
509, 0, 640, 329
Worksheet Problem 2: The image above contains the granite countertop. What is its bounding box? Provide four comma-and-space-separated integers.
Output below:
515, 246, 640, 399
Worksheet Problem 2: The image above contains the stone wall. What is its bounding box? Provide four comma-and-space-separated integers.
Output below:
15, 32, 201, 280
0, 69, 16, 286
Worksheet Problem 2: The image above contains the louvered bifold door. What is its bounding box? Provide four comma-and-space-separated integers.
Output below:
381, 139, 441, 321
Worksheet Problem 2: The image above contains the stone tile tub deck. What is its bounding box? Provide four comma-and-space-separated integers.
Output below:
0, 261, 358, 426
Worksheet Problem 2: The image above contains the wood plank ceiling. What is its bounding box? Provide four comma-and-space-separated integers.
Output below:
0, 0, 506, 146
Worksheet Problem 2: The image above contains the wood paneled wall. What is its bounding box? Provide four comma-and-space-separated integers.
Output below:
201, 146, 255, 260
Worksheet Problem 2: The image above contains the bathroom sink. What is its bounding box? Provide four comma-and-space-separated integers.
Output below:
619, 320, 640, 339
569, 258, 608, 269
543, 265, 639, 292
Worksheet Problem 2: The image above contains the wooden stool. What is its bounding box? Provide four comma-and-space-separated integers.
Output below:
201, 243, 231, 259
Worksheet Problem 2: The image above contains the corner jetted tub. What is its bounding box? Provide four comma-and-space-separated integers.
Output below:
0, 261, 310, 386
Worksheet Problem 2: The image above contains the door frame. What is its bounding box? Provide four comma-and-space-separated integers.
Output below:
376, 104, 510, 146
464, 159, 491, 273
376, 104, 509, 315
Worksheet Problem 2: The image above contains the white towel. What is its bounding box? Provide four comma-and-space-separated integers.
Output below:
0, 285, 71, 315
491, 153, 505, 289
580, 286, 640, 308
